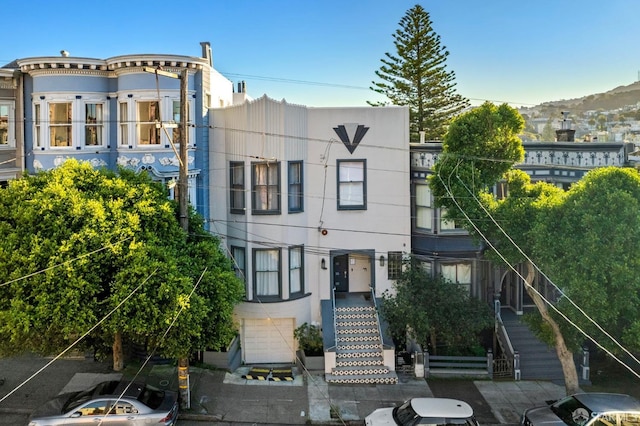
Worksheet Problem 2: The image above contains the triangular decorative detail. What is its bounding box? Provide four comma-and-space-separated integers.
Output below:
333, 123, 369, 154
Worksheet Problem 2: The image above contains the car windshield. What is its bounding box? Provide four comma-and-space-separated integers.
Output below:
551, 396, 593, 426
393, 400, 478, 426
63, 381, 120, 413
137, 385, 165, 409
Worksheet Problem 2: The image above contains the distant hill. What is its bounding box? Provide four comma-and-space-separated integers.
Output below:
538, 81, 640, 112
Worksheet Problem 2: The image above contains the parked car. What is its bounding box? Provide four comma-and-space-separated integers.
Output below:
365, 397, 479, 426
520, 392, 640, 426
28, 380, 178, 426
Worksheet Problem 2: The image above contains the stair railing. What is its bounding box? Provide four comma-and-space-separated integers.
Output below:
331, 285, 338, 350
370, 286, 384, 352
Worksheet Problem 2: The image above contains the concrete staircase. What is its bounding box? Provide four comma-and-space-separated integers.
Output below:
325, 294, 398, 384
501, 309, 564, 381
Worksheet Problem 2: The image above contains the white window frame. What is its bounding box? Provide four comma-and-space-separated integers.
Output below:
415, 183, 433, 231
33, 95, 109, 150
83, 102, 105, 147
118, 94, 195, 149
439, 207, 466, 233
0, 102, 15, 148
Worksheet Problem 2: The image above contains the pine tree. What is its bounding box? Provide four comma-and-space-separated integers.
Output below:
369, 4, 469, 141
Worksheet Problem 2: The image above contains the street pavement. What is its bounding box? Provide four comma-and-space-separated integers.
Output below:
0, 355, 567, 425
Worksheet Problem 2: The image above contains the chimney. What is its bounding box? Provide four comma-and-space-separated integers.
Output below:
60, 50, 69, 57
555, 111, 575, 142
200, 42, 212, 67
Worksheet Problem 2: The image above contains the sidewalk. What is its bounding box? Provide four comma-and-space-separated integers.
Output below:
0, 356, 566, 425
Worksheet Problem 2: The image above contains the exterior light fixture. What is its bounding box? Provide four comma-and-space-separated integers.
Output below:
321, 258, 327, 270
379, 255, 385, 267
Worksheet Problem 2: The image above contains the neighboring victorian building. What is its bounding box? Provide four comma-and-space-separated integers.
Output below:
11, 42, 235, 218
409, 131, 632, 317
0, 63, 24, 183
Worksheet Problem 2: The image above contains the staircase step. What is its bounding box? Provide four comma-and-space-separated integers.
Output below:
337, 335, 380, 343
331, 365, 393, 376
325, 372, 398, 384
336, 357, 385, 367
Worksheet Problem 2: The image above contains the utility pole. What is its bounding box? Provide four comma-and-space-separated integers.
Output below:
144, 65, 190, 409
177, 68, 190, 410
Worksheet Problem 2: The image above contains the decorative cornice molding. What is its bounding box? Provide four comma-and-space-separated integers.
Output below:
25, 69, 111, 78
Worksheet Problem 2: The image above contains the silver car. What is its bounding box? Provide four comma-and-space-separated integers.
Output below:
28, 380, 179, 426
365, 397, 479, 426
520, 392, 640, 426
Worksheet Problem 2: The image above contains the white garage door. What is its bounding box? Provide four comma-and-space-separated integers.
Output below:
243, 318, 295, 364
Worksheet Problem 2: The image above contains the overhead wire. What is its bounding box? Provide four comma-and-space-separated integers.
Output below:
0, 268, 159, 405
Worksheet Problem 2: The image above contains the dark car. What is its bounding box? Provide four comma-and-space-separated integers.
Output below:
520, 392, 640, 426
28, 380, 178, 426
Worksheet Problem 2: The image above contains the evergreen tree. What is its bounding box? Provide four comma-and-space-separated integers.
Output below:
369, 4, 469, 141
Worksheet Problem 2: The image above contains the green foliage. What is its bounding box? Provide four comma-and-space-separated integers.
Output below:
294, 323, 323, 356
369, 4, 469, 141
380, 259, 493, 353
0, 159, 244, 361
530, 167, 640, 355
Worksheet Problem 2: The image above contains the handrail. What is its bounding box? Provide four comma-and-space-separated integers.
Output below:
331, 285, 337, 350
370, 286, 384, 352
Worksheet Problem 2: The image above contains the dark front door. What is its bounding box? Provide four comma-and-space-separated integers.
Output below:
333, 254, 349, 292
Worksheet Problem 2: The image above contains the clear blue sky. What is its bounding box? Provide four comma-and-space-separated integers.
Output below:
3, 0, 638, 108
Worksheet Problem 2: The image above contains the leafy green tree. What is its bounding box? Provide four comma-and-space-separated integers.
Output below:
369, 4, 469, 141
430, 102, 640, 394
531, 167, 640, 354
380, 259, 493, 355
0, 159, 244, 370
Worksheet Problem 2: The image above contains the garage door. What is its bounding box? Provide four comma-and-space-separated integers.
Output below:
243, 318, 295, 364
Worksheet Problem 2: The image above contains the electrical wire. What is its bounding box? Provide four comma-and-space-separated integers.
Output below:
0, 268, 158, 405
0, 236, 131, 288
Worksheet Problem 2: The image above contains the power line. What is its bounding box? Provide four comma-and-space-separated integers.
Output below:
0, 268, 158, 405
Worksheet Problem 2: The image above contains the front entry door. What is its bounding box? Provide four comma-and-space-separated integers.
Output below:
333, 254, 349, 292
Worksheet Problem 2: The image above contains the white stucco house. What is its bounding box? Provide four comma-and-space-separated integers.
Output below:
209, 96, 411, 382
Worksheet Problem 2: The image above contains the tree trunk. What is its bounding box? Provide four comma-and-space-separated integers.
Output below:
178, 357, 190, 409
112, 331, 123, 372
429, 331, 437, 356
523, 261, 580, 395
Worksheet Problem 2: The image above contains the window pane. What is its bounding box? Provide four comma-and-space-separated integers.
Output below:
289, 246, 302, 294
338, 160, 365, 209
416, 184, 431, 207
252, 163, 280, 213
137, 101, 160, 145
256, 249, 279, 296
119, 103, 128, 146
230, 162, 245, 212
85, 104, 103, 146
49, 103, 72, 147
0, 105, 8, 145
339, 181, 364, 205
416, 206, 433, 230
288, 162, 303, 212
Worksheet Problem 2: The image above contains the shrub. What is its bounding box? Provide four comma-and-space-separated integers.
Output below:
294, 323, 323, 356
